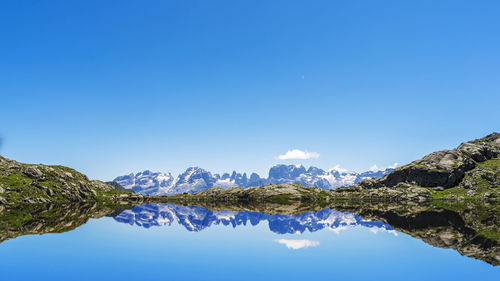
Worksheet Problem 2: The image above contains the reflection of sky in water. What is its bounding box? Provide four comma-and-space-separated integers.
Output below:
0, 204, 498, 281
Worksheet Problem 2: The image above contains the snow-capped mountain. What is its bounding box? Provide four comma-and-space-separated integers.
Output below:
267, 164, 390, 189
113, 203, 395, 234
114, 170, 174, 194
167, 167, 217, 194
113, 164, 393, 195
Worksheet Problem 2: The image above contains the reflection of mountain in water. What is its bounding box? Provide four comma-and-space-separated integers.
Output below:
113, 203, 394, 234
0, 201, 497, 266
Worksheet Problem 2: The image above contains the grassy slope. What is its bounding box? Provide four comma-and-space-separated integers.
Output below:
0, 156, 142, 205
432, 158, 500, 200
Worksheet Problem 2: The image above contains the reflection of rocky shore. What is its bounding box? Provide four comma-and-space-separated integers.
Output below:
0, 203, 128, 244
159, 200, 500, 266
326, 200, 500, 266
113, 203, 394, 234
1, 199, 498, 266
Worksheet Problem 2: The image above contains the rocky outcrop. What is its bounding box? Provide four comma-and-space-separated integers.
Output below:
332, 183, 432, 202
0, 155, 143, 205
378, 133, 499, 189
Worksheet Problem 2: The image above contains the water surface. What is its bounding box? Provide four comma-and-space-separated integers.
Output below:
0, 203, 498, 281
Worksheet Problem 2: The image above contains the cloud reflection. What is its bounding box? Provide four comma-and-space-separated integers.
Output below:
276, 239, 320, 250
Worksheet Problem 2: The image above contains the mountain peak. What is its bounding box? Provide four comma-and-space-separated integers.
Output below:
114, 164, 393, 195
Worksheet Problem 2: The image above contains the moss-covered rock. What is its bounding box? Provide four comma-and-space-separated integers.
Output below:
378, 132, 499, 189
348, 132, 500, 200
0, 155, 144, 205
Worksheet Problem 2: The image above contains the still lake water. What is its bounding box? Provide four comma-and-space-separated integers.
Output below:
0, 203, 498, 281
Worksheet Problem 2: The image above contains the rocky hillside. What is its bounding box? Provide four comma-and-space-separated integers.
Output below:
342, 132, 500, 201
0, 155, 143, 205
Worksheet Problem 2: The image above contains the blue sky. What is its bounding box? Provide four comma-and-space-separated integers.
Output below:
1, 0, 499, 180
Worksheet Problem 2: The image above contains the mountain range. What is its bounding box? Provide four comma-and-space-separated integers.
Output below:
113, 164, 394, 195
113, 203, 394, 234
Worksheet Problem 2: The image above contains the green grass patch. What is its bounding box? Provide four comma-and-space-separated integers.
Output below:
477, 158, 500, 169
266, 194, 294, 204
0, 210, 33, 227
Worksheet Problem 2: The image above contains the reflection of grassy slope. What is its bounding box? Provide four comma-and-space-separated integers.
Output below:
0, 202, 137, 243
431, 200, 500, 264
341, 200, 500, 265
431, 200, 500, 240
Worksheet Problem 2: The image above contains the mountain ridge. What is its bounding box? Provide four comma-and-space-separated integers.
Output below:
114, 164, 394, 195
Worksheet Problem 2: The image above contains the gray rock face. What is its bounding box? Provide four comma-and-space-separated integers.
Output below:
22, 166, 44, 179
0, 155, 130, 205
381, 133, 500, 188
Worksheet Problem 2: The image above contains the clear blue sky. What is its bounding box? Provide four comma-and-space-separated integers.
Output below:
1, 0, 499, 180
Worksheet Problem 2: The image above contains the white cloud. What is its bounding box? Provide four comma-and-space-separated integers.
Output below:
329, 164, 347, 173
275, 239, 320, 250
387, 162, 399, 169
276, 149, 320, 160
369, 162, 399, 172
